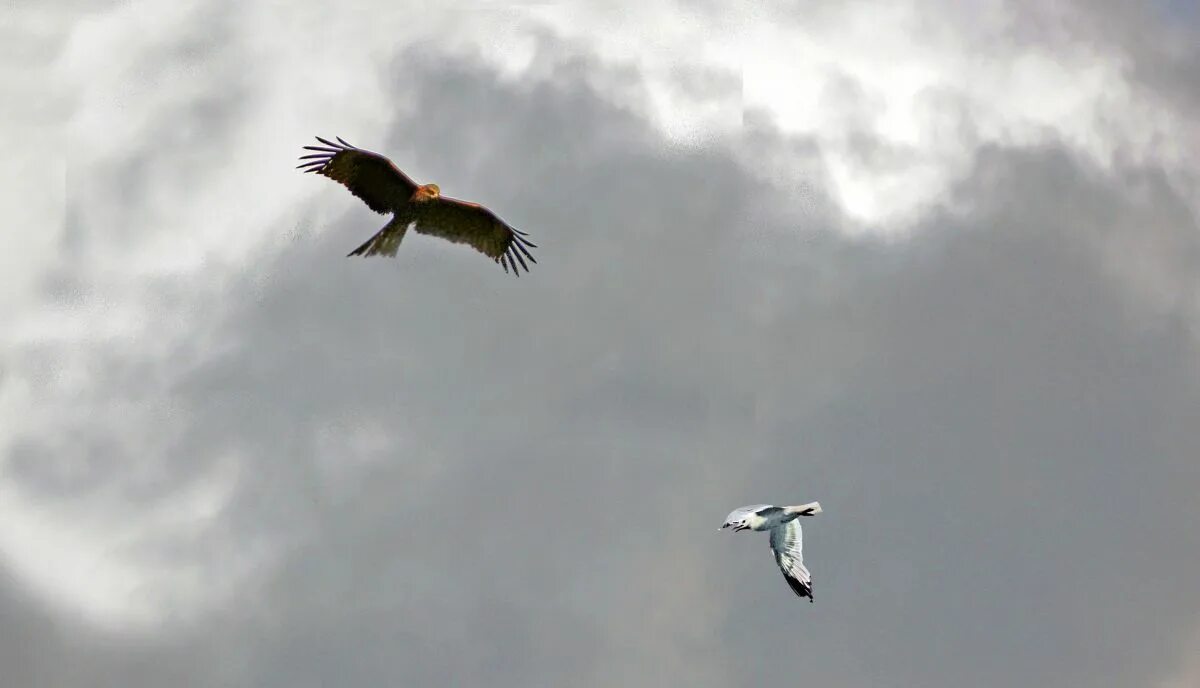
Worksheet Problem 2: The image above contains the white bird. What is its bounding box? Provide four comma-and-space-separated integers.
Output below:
720, 502, 823, 602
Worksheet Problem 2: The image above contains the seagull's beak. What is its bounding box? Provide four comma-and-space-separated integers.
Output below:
719, 523, 729, 531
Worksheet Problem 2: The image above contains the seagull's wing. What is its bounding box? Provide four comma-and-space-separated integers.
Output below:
723, 505, 773, 524
769, 520, 813, 602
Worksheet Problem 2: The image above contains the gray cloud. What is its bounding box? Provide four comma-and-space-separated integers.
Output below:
5, 6, 1200, 688
990, 0, 1200, 119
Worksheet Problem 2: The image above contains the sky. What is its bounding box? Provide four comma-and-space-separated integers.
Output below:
2, 1, 1199, 686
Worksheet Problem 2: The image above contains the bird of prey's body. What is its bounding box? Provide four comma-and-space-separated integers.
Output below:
297, 136, 536, 275
720, 501, 822, 602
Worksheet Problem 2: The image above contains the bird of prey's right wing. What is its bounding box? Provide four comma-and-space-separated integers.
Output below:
297, 137, 417, 214
769, 519, 813, 602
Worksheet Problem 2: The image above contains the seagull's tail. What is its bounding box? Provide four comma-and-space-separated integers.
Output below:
784, 502, 822, 517
348, 216, 408, 258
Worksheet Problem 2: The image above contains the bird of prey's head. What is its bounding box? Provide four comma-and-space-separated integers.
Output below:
413, 183, 441, 201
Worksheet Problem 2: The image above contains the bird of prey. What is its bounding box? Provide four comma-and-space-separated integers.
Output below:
297, 136, 537, 276
720, 501, 823, 602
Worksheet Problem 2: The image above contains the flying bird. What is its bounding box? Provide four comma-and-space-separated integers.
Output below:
720, 502, 822, 602
297, 136, 536, 276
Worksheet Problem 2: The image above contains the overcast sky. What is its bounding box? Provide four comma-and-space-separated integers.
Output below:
3, 1, 1199, 686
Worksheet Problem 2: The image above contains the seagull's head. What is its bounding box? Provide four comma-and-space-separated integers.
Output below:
719, 519, 751, 533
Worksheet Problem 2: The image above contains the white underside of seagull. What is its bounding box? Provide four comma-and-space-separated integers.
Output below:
720, 501, 822, 602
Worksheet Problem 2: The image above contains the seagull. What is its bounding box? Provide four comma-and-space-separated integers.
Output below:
720, 502, 823, 602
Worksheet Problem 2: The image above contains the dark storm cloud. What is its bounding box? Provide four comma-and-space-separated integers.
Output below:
6, 22, 1200, 688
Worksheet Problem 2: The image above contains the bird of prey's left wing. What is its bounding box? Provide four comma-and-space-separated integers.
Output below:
415, 196, 537, 276
769, 519, 813, 602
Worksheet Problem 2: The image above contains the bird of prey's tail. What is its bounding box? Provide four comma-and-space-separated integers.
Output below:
348, 216, 409, 258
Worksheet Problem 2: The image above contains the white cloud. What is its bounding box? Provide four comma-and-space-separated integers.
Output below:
0, 454, 242, 630
739, 1, 1194, 229
503, 1, 1196, 230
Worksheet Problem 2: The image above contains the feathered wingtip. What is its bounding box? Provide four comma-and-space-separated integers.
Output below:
783, 573, 814, 602
296, 136, 358, 173
497, 228, 538, 278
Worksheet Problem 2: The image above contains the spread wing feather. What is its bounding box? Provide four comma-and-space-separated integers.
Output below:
769, 520, 813, 602
297, 137, 417, 214
414, 196, 538, 276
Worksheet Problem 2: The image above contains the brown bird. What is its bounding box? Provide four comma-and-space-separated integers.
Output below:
297, 136, 536, 276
